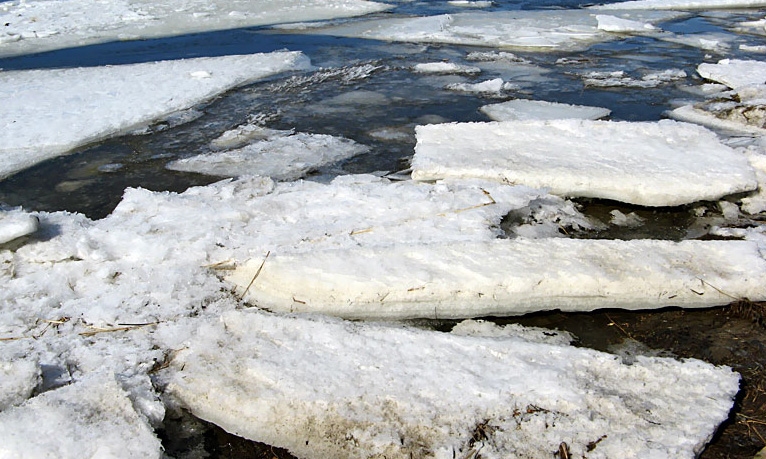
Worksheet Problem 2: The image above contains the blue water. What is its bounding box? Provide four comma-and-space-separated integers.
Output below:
0, 2, 764, 219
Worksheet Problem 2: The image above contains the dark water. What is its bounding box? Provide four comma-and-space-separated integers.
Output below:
0, 2, 763, 223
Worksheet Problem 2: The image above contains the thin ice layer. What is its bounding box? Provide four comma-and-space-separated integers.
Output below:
411, 119, 757, 206
227, 238, 766, 319
166, 133, 368, 180
168, 310, 740, 459
0, 374, 162, 458
480, 99, 611, 121
298, 9, 677, 52
0, 0, 392, 57
0, 52, 311, 179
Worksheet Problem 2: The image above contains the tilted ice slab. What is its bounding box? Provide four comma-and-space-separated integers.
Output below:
0, 209, 39, 245
592, 0, 766, 9
480, 99, 611, 121
697, 59, 766, 91
227, 238, 766, 319
411, 119, 757, 206
297, 10, 677, 52
0, 374, 162, 459
168, 310, 740, 459
0, 0, 391, 58
166, 132, 368, 180
0, 51, 311, 179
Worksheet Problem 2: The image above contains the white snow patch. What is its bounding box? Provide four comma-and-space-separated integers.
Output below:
480, 99, 611, 121
228, 238, 766, 319
166, 133, 368, 180
0, 360, 39, 411
167, 309, 740, 459
411, 119, 757, 206
0, 51, 311, 179
446, 78, 517, 93
0, 374, 162, 458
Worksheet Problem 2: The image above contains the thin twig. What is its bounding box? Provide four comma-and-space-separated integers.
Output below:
239, 251, 270, 300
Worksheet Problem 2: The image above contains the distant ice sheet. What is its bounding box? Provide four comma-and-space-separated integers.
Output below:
166, 133, 368, 180
480, 99, 611, 121
411, 119, 757, 206
228, 239, 766, 319
0, 0, 392, 57
168, 310, 739, 459
296, 10, 678, 52
593, 0, 766, 9
0, 51, 311, 179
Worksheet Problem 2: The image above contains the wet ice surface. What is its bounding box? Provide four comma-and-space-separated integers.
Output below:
2, 1, 766, 458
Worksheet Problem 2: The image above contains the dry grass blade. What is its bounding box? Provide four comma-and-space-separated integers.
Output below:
239, 251, 270, 300
79, 322, 158, 337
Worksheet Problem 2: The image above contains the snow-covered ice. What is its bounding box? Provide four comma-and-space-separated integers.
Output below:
480, 99, 611, 121
167, 310, 740, 459
412, 62, 482, 74
697, 59, 766, 92
0, 0, 392, 58
411, 119, 757, 206
0, 373, 163, 459
228, 238, 766, 319
166, 132, 367, 180
446, 78, 517, 94
296, 10, 679, 52
0, 51, 311, 179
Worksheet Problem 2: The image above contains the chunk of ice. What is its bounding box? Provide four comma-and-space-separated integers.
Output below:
411, 119, 757, 206
480, 99, 611, 121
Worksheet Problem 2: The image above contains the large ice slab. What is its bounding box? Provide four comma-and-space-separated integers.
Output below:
697, 59, 766, 91
0, 51, 310, 179
166, 132, 368, 180
411, 119, 757, 206
480, 99, 611, 121
295, 10, 677, 52
0, 374, 162, 458
168, 310, 740, 459
593, 0, 766, 9
227, 238, 766, 319
0, 0, 392, 58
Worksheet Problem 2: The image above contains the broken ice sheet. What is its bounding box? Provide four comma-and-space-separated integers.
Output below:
411, 119, 757, 206
480, 99, 611, 121
0, 51, 311, 180
166, 310, 740, 459
166, 132, 368, 180
292, 9, 681, 52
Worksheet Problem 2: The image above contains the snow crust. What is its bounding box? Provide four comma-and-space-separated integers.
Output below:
411, 119, 757, 206
300, 10, 678, 52
480, 99, 611, 121
228, 238, 766, 319
166, 132, 367, 180
167, 310, 740, 459
0, 0, 392, 57
0, 374, 162, 458
0, 52, 311, 179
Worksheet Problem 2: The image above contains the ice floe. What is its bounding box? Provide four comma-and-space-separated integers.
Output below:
297, 9, 679, 52
580, 69, 687, 88
0, 51, 311, 179
446, 77, 518, 94
0, 0, 392, 57
167, 310, 740, 459
0, 209, 39, 245
669, 59, 766, 134
412, 62, 482, 74
166, 132, 367, 180
228, 238, 766, 319
480, 99, 611, 121
411, 119, 757, 206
